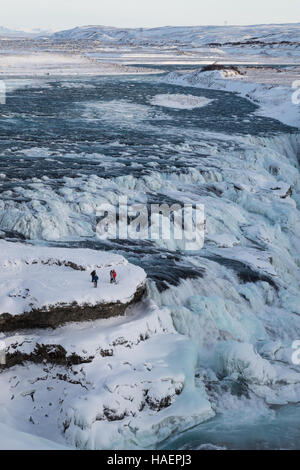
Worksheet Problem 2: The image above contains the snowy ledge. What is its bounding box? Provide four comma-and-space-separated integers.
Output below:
0, 241, 146, 331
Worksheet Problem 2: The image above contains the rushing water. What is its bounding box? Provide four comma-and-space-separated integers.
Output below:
1, 70, 300, 449
0, 72, 294, 286
160, 403, 300, 450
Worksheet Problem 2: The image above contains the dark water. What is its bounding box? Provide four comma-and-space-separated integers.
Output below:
0, 73, 293, 182
159, 403, 300, 450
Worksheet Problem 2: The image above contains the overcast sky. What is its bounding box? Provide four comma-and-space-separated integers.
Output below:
2, 0, 300, 31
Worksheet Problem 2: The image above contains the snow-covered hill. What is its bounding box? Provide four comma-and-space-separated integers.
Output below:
40, 23, 300, 66
48, 23, 300, 46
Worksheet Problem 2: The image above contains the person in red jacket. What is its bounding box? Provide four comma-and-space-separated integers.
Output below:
110, 269, 117, 284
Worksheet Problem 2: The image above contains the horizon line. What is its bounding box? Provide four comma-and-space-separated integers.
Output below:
2, 21, 300, 34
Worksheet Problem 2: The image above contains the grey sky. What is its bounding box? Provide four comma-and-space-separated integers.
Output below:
2, 0, 300, 31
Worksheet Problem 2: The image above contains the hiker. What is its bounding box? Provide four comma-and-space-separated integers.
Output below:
110, 269, 117, 284
90, 270, 96, 283
93, 273, 99, 288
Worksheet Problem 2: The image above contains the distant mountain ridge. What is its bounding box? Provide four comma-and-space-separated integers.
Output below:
46, 23, 300, 45
1, 23, 299, 45
0, 26, 51, 37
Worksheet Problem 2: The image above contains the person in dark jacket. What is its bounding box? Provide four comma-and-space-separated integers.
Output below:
93, 273, 99, 288
90, 270, 96, 283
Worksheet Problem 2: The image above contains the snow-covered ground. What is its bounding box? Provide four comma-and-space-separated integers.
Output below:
0, 53, 158, 77
0, 301, 214, 449
0, 241, 146, 317
85, 45, 300, 66
0, 423, 70, 450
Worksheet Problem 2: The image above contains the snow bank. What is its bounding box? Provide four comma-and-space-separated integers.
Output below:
62, 333, 213, 449
162, 69, 300, 128
0, 422, 70, 450
0, 301, 214, 449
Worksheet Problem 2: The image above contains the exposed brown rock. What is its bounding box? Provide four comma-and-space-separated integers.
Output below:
201, 63, 244, 75
0, 282, 146, 332
3, 343, 94, 369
